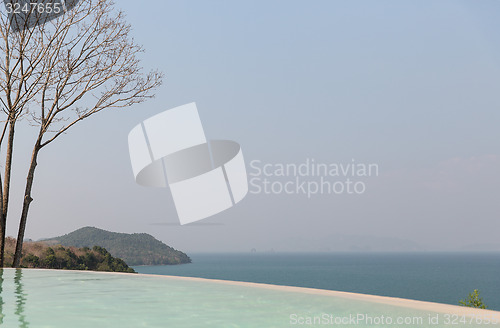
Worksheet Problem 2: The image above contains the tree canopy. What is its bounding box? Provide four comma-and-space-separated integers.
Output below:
0, 0, 162, 267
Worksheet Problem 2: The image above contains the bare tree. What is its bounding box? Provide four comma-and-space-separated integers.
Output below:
0, 0, 162, 267
0, 0, 59, 266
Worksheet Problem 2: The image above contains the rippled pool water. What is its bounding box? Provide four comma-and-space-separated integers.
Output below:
0, 269, 497, 327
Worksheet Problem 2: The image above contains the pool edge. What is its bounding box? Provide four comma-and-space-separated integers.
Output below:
4, 268, 499, 317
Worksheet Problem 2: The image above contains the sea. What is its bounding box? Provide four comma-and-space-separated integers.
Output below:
133, 253, 500, 311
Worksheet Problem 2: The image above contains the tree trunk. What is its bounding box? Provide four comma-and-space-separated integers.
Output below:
0, 176, 3, 267
12, 141, 41, 268
0, 121, 15, 267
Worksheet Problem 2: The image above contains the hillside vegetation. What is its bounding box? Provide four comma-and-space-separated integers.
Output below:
3, 237, 135, 273
44, 227, 191, 266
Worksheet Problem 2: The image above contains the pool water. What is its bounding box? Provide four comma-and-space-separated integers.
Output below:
0, 269, 497, 327
134, 253, 500, 311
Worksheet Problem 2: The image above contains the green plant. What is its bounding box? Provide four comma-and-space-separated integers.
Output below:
22, 254, 40, 268
459, 289, 487, 309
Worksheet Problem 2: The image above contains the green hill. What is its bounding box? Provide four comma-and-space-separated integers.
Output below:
44, 227, 191, 266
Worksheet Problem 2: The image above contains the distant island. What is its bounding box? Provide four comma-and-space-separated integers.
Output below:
43, 227, 191, 266
3, 237, 135, 273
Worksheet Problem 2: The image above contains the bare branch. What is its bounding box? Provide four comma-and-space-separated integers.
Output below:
0, 0, 163, 267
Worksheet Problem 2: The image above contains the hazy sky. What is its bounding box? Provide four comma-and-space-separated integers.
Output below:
5, 0, 500, 252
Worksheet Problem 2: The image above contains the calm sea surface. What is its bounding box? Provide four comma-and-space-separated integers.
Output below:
133, 253, 500, 311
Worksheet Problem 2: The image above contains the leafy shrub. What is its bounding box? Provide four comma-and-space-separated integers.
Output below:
14, 242, 135, 273
459, 290, 487, 309
22, 254, 40, 268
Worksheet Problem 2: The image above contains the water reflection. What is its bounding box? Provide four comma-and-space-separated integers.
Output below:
14, 269, 29, 327
0, 269, 4, 325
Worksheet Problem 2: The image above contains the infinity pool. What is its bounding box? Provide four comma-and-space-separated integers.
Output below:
0, 269, 498, 327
